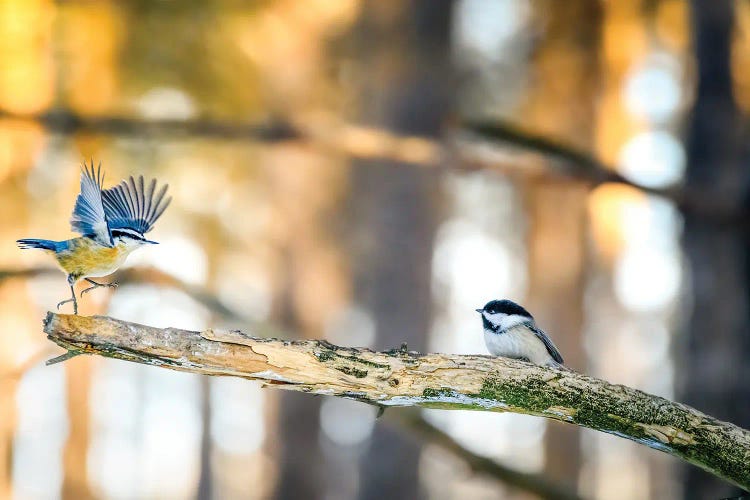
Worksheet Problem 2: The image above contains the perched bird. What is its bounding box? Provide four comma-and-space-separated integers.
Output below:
17, 161, 171, 314
476, 299, 566, 369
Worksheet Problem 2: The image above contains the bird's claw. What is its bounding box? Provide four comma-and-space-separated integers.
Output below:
56, 298, 78, 315
80, 281, 118, 297
57, 298, 72, 309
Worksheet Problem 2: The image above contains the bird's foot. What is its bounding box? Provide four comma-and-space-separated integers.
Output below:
81, 280, 118, 297
56, 298, 78, 315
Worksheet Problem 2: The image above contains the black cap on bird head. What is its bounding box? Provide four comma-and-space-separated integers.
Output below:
475, 299, 533, 319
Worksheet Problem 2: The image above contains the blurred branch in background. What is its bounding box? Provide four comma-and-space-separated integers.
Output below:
117, 267, 262, 329
2, 107, 746, 222
0, 344, 59, 382
43, 313, 750, 492
390, 410, 583, 500
0, 108, 301, 142
0, 267, 58, 281
0, 266, 286, 338
462, 121, 747, 222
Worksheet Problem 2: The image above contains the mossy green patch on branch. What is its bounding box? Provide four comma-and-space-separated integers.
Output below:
315, 349, 337, 362
477, 374, 677, 443
339, 354, 389, 370
335, 365, 368, 378
478, 376, 555, 411
314, 348, 389, 368
314, 346, 395, 379
673, 440, 750, 489
475, 371, 750, 488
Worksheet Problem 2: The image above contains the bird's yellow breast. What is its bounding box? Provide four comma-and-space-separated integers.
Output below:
55, 237, 132, 281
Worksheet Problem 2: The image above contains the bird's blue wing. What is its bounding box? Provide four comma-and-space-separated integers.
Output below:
101, 175, 171, 234
528, 323, 564, 364
70, 161, 113, 246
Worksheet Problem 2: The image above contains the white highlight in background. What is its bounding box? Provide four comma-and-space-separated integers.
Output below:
454, 0, 531, 60
432, 219, 520, 309
125, 235, 208, 286
325, 304, 376, 348
320, 398, 376, 447
136, 87, 196, 121
624, 53, 683, 124
615, 247, 681, 313
211, 377, 265, 455
618, 131, 686, 189
13, 363, 68, 500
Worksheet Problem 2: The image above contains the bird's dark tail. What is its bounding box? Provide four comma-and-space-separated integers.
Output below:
17, 239, 58, 251
548, 360, 572, 372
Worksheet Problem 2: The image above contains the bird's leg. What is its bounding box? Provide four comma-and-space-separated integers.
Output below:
57, 284, 78, 315
80, 278, 118, 296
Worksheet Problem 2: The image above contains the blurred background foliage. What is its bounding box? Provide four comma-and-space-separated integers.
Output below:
1, 0, 749, 499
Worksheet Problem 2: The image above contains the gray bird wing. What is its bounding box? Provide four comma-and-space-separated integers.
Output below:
527, 323, 564, 364
70, 161, 113, 247
101, 175, 171, 234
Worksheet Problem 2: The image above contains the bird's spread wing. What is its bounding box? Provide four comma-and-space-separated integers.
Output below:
101, 175, 171, 234
70, 161, 113, 246
528, 323, 564, 364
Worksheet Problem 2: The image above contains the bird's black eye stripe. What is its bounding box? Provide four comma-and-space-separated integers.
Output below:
111, 229, 146, 241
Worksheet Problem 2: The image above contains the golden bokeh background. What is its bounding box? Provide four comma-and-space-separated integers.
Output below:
1, 1, 749, 499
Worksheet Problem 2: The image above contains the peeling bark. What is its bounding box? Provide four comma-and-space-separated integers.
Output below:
43, 313, 750, 491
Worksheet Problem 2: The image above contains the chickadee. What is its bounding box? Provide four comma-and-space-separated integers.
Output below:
476, 299, 566, 369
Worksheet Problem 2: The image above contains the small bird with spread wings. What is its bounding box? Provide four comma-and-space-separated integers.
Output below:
17, 161, 171, 314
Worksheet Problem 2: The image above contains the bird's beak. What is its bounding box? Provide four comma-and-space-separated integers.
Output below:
475, 308, 483, 313
145, 239, 159, 244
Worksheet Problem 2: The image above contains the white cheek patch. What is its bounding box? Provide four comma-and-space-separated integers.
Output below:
483, 312, 528, 331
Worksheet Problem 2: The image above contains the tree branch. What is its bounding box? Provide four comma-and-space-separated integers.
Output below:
4, 267, 574, 498
43, 313, 750, 490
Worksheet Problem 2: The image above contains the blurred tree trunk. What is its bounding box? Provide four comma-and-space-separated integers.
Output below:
274, 391, 325, 499
62, 358, 94, 500
196, 218, 230, 500
347, 2, 454, 499
526, 180, 588, 486
681, 2, 750, 498
523, 0, 602, 490
271, 148, 350, 499
196, 374, 212, 499
273, 251, 326, 500
0, 378, 15, 499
